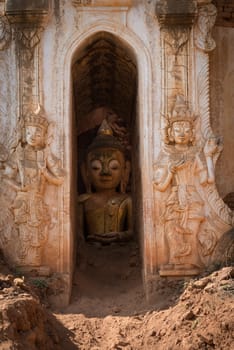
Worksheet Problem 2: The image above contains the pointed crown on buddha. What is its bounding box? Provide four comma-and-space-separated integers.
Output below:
24, 104, 49, 131
87, 119, 124, 154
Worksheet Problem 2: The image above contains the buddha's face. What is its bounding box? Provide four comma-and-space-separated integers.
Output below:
87, 148, 125, 192
25, 125, 46, 148
171, 121, 192, 145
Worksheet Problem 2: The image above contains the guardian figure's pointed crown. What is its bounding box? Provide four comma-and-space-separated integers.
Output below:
167, 95, 197, 126
25, 104, 49, 130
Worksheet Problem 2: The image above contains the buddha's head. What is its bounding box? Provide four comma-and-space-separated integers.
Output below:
83, 120, 130, 193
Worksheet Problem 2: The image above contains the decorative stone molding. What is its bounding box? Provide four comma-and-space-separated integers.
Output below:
72, 0, 132, 7
5, 0, 51, 20
0, 15, 11, 50
193, 2, 232, 258
195, 0, 217, 52
156, 0, 197, 117
162, 26, 189, 56
5, 0, 52, 117
160, 25, 190, 115
156, 0, 197, 27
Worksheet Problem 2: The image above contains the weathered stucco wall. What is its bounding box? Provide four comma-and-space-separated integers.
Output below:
210, 26, 234, 199
0, 0, 233, 306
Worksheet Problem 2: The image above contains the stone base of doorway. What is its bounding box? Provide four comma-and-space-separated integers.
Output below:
15, 267, 71, 309
159, 266, 200, 277
16, 265, 51, 277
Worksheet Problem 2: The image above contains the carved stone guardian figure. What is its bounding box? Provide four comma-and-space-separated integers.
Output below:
154, 96, 222, 276
2, 106, 64, 274
78, 119, 132, 244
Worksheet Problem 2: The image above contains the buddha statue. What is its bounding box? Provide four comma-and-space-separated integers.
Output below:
78, 119, 132, 244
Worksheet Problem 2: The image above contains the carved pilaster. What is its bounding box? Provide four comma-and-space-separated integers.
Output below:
194, 1, 217, 142
0, 15, 11, 50
155, 0, 197, 124
160, 25, 190, 116
5, 0, 51, 117
194, 1, 217, 140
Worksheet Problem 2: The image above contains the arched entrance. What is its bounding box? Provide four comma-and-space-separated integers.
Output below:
58, 23, 154, 306
71, 31, 142, 306
73, 31, 137, 196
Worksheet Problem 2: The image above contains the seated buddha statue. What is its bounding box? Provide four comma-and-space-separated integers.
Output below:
78, 119, 132, 244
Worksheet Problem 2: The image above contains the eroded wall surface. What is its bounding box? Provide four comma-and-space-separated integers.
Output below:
210, 26, 234, 199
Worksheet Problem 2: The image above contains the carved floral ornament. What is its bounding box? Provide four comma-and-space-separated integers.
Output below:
15, 27, 42, 51
155, 0, 217, 53
163, 26, 189, 56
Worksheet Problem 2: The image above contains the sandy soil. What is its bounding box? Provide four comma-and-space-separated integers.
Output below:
0, 243, 234, 350
54, 242, 234, 350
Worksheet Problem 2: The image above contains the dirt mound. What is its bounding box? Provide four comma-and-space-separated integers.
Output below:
55, 267, 234, 350
0, 255, 74, 350
0, 248, 233, 350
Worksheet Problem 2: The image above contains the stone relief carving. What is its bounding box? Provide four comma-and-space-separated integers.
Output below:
14, 26, 43, 115
197, 61, 213, 140
0, 15, 11, 50
197, 59, 232, 224
0, 144, 16, 258
195, 0, 217, 52
72, 0, 131, 6
155, 0, 232, 279
78, 118, 132, 245
6, 3, 51, 122
15, 27, 42, 56
161, 25, 190, 117
72, 0, 92, 5
163, 26, 189, 56
1, 106, 64, 274
154, 96, 225, 276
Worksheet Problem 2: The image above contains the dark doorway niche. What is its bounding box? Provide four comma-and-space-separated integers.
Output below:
71, 31, 142, 314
